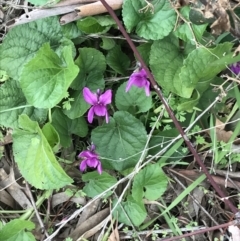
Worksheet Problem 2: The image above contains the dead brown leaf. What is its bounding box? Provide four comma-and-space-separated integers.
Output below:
202, 0, 231, 34
69, 207, 110, 241
0, 167, 32, 209
51, 192, 86, 208
211, 11, 230, 34
81, 217, 110, 240
0, 189, 14, 208
206, 118, 233, 143
77, 198, 101, 225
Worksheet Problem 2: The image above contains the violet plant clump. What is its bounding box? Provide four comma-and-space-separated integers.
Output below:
2, 0, 240, 237
83, 87, 112, 123
126, 68, 150, 96
78, 144, 102, 174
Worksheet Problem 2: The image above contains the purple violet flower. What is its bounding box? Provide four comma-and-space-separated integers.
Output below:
83, 87, 112, 123
78, 144, 102, 174
230, 62, 240, 75
126, 68, 150, 96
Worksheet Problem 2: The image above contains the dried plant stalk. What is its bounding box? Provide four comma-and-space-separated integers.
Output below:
75, 0, 122, 17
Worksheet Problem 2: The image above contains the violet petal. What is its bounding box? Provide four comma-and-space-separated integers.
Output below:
97, 162, 102, 174
78, 150, 90, 158
230, 63, 240, 75
83, 87, 98, 105
87, 158, 99, 168
79, 150, 98, 159
126, 77, 135, 92
138, 68, 147, 77
144, 80, 150, 96
87, 107, 95, 123
80, 160, 87, 172
94, 105, 107, 116
99, 90, 112, 105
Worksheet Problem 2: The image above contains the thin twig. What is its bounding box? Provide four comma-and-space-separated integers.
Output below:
25, 182, 49, 238
155, 221, 235, 241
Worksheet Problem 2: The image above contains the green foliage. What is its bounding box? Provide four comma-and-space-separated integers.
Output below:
61, 22, 82, 39
82, 171, 117, 197
13, 115, 73, 189
1, 1, 240, 237
132, 164, 168, 201
150, 36, 186, 95
137, 43, 152, 66
0, 70, 8, 82
70, 47, 106, 90
115, 82, 152, 113
0, 17, 63, 79
106, 46, 130, 75
100, 37, 116, 50
113, 195, 147, 226
77, 16, 115, 34
0, 219, 35, 241
0, 80, 47, 128
174, 6, 207, 43
65, 47, 106, 118
20, 43, 79, 108
148, 129, 186, 164
52, 108, 88, 147
42, 122, 60, 150
179, 43, 233, 98
91, 111, 147, 171
150, 35, 240, 110
63, 90, 90, 119
123, 0, 176, 40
